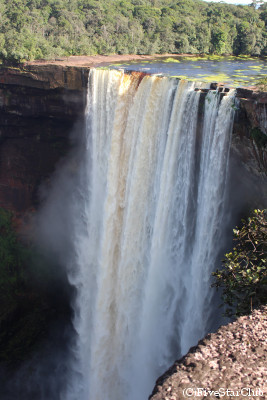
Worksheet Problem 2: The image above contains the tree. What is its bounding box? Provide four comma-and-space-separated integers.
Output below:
212, 209, 267, 318
210, 27, 228, 54
251, 1, 264, 10
259, 2, 267, 27
0, 0, 266, 62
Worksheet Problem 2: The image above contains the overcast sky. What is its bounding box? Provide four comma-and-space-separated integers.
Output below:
202, 0, 265, 5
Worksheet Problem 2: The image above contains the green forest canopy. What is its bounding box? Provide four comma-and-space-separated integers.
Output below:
0, 0, 266, 64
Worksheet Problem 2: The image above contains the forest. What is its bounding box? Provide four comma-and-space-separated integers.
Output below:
0, 0, 266, 64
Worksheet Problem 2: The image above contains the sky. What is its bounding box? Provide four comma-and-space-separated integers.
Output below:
202, 0, 265, 4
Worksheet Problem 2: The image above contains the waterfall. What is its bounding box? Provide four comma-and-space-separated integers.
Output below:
64, 69, 235, 400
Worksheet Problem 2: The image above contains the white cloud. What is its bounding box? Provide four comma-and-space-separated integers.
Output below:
201, 0, 265, 5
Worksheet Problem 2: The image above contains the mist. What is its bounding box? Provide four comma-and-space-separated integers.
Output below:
0, 111, 88, 399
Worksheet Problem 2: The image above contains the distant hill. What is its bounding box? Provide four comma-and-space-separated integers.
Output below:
0, 0, 266, 64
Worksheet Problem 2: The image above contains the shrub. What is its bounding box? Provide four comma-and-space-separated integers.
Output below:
255, 77, 267, 91
212, 209, 267, 318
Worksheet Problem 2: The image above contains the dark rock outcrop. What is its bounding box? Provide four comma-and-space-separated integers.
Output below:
236, 87, 267, 139
0, 65, 89, 213
229, 89, 267, 212
150, 306, 267, 400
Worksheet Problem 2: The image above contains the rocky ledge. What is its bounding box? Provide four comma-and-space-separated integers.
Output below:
150, 306, 267, 400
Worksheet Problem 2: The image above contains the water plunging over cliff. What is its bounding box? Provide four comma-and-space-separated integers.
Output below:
65, 69, 235, 400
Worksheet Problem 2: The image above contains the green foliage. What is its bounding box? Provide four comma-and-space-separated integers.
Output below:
0, 0, 266, 64
255, 76, 267, 91
210, 28, 228, 55
212, 209, 267, 318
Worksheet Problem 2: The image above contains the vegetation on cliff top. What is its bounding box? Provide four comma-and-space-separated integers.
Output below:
0, 0, 266, 64
213, 209, 267, 318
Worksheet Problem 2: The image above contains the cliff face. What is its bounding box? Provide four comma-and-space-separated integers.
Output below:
0, 65, 88, 213
0, 65, 266, 214
234, 88, 267, 175
230, 88, 267, 212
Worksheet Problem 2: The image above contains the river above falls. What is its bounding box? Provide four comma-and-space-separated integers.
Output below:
109, 55, 267, 87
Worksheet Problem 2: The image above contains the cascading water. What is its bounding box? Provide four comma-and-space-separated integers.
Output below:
64, 69, 235, 400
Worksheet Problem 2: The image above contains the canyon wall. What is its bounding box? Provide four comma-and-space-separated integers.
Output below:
0, 64, 266, 399
231, 88, 267, 213
0, 65, 266, 216
0, 65, 88, 214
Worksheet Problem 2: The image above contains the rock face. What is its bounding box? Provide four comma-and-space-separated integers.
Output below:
236, 88, 267, 136
234, 89, 267, 178
150, 306, 267, 400
229, 88, 267, 213
0, 65, 88, 213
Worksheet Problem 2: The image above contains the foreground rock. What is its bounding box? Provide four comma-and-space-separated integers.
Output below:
150, 306, 266, 400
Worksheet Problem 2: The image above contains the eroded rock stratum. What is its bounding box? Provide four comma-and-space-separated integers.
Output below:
150, 306, 267, 400
0, 65, 88, 213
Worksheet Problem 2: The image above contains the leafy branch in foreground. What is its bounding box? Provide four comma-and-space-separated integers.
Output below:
212, 209, 267, 318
